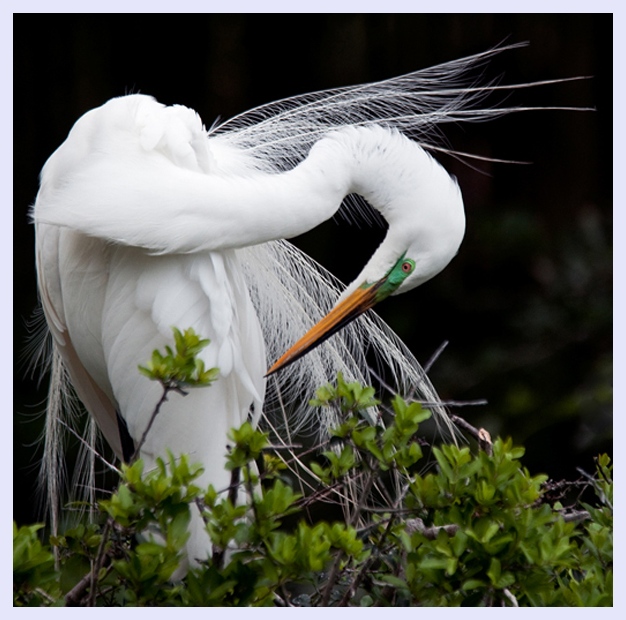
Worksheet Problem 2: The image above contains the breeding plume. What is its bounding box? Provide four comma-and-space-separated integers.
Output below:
32, 44, 579, 565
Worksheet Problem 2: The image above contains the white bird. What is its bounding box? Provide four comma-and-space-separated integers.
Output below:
31, 44, 580, 566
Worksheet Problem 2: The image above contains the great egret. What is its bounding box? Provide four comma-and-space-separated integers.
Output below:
31, 44, 581, 566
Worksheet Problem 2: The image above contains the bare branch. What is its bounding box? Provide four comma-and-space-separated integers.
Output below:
503, 588, 519, 607
405, 517, 459, 540
450, 413, 493, 454
131, 384, 187, 462
423, 340, 449, 374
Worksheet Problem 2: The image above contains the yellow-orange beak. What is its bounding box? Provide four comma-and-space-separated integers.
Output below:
266, 282, 381, 377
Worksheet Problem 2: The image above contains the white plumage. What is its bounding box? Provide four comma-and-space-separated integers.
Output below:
32, 44, 572, 565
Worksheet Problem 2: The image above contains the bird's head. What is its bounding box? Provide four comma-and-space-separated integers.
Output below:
267, 138, 465, 376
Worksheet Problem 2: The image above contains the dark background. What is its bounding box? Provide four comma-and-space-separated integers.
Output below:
14, 14, 612, 526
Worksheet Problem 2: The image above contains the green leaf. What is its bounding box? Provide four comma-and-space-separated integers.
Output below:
487, 557, 501, 585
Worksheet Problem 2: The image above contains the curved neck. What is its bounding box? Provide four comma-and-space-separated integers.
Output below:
35, 121, 445, 256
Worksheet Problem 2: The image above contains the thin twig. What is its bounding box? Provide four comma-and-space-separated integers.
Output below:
502, 588, 519, 607
65, 517, 113, 606
337, 555, 376, 606
560, 509, 591, 523
87, 517, 113, 606
320, 551, 343, 606
34, 587, 57, 604
338, 515, 396, 606
578, 466, 613, 510
423, 340, 449, 374
319, 460, 376, 607
449, 413, 493, 454
405, 517, 460, 540
131, 384, 187, 462
264, 442, 303, 451
420, 399, 488, 408
210, 465, 242, 569
227, 465, 241, 506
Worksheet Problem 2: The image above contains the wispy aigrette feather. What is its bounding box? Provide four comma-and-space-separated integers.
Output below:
211, 42, 588, 171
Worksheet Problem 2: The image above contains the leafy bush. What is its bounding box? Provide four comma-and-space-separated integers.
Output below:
13, 332, 612, 606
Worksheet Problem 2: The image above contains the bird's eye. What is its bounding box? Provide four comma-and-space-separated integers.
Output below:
401, 260, 414, 274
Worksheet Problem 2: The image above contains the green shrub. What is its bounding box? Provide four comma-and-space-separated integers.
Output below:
14, 333, 612, 606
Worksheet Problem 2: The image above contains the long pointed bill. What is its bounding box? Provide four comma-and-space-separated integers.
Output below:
265, 281, 383, 377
